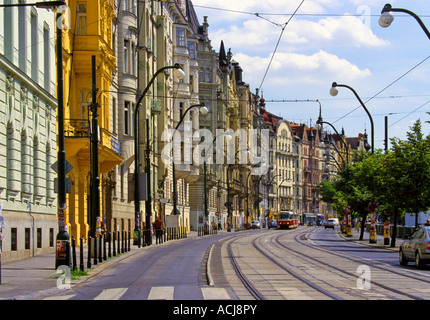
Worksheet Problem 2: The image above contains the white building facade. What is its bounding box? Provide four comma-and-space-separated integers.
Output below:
0, 3, 57, 262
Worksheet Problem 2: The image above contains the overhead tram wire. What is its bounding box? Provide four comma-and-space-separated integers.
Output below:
258, 0, 305, 92
193, 4, 430, 18
389, 99, 430, 127
331, 54, 430, 125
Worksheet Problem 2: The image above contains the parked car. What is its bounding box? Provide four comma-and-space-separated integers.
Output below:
328, 218, 339, 226
268, 220, 277, 229
250, 220, 261, 229
399, 226, 430, 269
325, 220, 335, 229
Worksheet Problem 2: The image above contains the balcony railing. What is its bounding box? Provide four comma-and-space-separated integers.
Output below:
65, 119, 121, 156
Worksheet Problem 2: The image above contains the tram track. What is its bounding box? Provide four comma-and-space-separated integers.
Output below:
293, 228, 430, 285
224, 228, 430, 300
273, 228, 428, 300
251, 234, 344, 300
226, 238, 267, 300
225, 231, 344, 300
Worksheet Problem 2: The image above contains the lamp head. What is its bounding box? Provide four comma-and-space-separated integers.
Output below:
35, 0, 67, 9
199, 103, 208, 115
173, 66, 186, 80
330, 82, 339, 97
379, 11, 394, 28
379, 4, 394, 28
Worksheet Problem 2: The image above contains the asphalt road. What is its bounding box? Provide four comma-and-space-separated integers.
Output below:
45, 232, 235, 300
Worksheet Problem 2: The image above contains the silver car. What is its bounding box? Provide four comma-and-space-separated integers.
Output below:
399, 226, 430, 269
250, 220, 260, 229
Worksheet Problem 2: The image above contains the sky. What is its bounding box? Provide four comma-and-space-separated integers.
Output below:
192, 0, 430, 150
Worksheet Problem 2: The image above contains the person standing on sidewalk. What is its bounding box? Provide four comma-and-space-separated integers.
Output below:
154, 217, 164, 244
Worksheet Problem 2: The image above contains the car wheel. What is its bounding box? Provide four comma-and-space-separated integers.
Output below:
415, 252, 425, 269
399, 249, 408, 266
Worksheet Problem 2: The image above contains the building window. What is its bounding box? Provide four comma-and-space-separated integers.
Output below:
25, 228, 31, 250
131, 42, 136, 75
199, 68, 204, 82
124, 40, 129, 73
188, 41, 196, 59
77, 3, 87, 35
18, 3, 27, 72
112, 97, 117, 134
11, 228, 17, 251
43, 26, 51, 91
124, 101, 129, 135
49, 228, 54, 247
205, 68, 211, 82
80, 91, 91, 131
123, 0, 135, 14
176, 27, 186, 47
31, 12, 39, 81
37, 228, 42, 248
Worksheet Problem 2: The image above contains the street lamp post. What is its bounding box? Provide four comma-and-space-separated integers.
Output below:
277, 178, 291, 213
203, 133, 231, 232
316, 102, 349, 165
330, 82, 374, 154
266, 174, 281, 227
379, 4, 430, 40
134, 64, 185, 247
226, 149, 249, 231
172, 103, 208, 226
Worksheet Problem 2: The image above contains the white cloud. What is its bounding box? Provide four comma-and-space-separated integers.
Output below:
233, 50, 371, 87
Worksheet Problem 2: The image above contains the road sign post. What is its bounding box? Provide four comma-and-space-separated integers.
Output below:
384, 217, 390, 245
368, 204, 379, 244
52, 160, 73, 269
344, 205, 352, 237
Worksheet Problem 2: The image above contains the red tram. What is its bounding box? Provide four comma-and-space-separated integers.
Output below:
277, 211, 299, 229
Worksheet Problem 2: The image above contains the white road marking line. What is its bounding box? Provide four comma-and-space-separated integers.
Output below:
148, 286, 174, 300
94, 287, 128, 300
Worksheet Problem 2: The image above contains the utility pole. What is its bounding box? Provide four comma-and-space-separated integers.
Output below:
90, 55, 101, 245
55, 5, 70, 269
145, 118, 152, 246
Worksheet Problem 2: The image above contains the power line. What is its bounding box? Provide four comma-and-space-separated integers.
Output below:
193, 4, 430, 18
258, 0, 304, 92
332, 54, 430, 125
389, 99, 430, 127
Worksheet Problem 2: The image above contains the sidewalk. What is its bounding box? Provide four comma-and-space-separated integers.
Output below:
0, 230, 204, 300
337, 226, 404, 252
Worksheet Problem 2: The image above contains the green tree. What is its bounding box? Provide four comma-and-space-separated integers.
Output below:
379, 120, 430, 247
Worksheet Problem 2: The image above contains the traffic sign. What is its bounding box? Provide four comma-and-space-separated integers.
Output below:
51, 160, 73, 174
344, 205, 352, 214
368, 203, 379, 212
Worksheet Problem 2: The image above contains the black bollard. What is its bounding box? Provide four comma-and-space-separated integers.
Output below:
72, 238, 77, 271
128, 231, 131, 251
98, 235, 102, 263
103, 234, 107, 261
93, 235, 98, 265
112, 232, 116, 256
87, 236, 92, 269
117, 231, 120, 255
108, 232, 111, 258
80, 237, 84, 271
121, 230, 125, 253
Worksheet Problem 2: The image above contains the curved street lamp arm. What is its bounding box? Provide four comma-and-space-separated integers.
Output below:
174, 102, 205, 130
382, 4, 430, 40
135, 63, 183, 114
326, 139, 346, 165
332, 82, 374, 153
317, 102, 349, 162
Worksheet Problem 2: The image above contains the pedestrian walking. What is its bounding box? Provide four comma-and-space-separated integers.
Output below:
154, 217, 164, 243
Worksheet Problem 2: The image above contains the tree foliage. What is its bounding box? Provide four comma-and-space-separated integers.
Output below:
318, 120, 430, 246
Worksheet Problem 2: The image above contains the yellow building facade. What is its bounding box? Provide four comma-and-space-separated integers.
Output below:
62, 0, 122, 240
